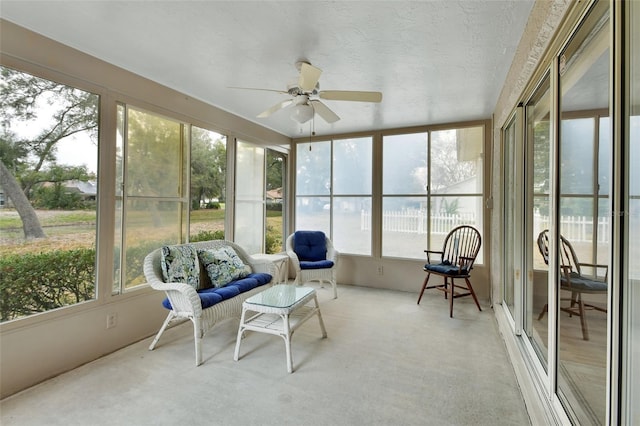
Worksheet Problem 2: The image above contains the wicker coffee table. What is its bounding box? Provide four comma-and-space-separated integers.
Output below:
233, 284, 327, 373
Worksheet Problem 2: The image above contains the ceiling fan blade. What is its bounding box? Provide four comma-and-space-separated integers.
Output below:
228, 86, 288, 95
298, 62, 322, 92
319, 90, 383, 103
310, 100, 340, 123
257, 99, 294, 118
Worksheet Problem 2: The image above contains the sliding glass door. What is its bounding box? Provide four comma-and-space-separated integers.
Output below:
525, 74, 551, 370
557, 2, 610, 423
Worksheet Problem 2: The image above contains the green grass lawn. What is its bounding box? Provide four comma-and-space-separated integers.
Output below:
0, 210, 97, 228
189, 208, 226, 222
1, 206, 286, 254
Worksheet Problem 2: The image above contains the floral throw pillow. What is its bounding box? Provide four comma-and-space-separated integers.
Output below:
197, 246, 248, 288
160, 245, 200, 289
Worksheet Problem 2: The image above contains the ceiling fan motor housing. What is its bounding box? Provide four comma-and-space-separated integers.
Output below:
287, 83, 319, 97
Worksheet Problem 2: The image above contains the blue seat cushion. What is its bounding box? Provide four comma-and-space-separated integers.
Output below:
300, 260, 334, 270
162, 273, 272, 310
424, 261, 469, 276
562, 272, 607, 292
294, 231, 327, 262
246, 272, 272, 285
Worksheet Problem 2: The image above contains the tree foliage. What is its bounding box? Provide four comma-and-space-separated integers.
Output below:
191, 127, 226, 208
0, 66, 99, 238
266, 148, 284, 191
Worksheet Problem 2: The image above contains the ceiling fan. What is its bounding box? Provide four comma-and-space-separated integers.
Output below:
231, 61, 382, 124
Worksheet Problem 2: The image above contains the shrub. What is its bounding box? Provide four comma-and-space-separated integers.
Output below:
189, 229, 225, 242
31, 185, 85, 210
0, 248, 96, 321
265, 225, 283, 254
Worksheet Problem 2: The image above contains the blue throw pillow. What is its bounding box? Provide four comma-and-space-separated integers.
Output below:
197, 246, 248, 288
160, 245, 200, 289
294, 231, 327, 262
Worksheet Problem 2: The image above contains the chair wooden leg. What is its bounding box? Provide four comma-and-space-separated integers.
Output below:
578, 297, 589, 341
417, 273, 431, 304
538, 304, 548, 320
449, 280, 454, 318
569, 291, 578, 318
465, 277, 482, 312
443, 277, 448, 299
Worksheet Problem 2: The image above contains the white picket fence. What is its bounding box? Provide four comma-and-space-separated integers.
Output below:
361, 210, 475, 235
533, 211, 610, 243
361, 209, 610, 243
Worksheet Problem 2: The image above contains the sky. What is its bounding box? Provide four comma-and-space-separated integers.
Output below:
9, 97, 98, 174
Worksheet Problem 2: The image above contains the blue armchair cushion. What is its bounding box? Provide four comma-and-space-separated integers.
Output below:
294, 231, 327, 262
300, 260, 335, 270
424, 260, 469, 276
162, 272, 272, 310
160, 244, 201, 289
562, 272, 607, 292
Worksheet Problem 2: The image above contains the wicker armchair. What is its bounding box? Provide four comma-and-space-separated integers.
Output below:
143, 240, 275, 366
286, 231, 339, 299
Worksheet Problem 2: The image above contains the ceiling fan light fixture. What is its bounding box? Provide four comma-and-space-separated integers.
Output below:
291, 103, 314, 123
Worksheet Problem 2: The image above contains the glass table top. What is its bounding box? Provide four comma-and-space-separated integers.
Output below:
245, 284, 314, 308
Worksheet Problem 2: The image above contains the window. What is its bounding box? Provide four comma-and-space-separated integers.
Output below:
234, 140, 265, 255
113, 105, 188, 292
295, 126, 485, 259
234, 142, 287, 254
382, 132, 428, 259
295, 140, 331, 235
382, 126, 484, 260
0, 66, 99, 321
189, 127, 227, 242
295, 138, 372, 255
332, 137, 372, 255
265, 148, 286, 253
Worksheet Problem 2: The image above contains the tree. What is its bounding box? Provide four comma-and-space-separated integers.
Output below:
430, 130, 477, 192
31, 165, 94, 209
0, 160, 45, 238
266, 149, 284, 191
190, 128, 226, 209
0, 66, 99, 238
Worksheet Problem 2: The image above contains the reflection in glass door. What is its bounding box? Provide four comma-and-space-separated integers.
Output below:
557, 2, 610, 424
525, 75, 551, 370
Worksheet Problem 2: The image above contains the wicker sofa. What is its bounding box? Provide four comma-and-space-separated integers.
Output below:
143, 240, 275, 366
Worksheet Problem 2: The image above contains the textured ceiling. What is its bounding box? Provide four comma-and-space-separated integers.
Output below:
1, 1, 535, 138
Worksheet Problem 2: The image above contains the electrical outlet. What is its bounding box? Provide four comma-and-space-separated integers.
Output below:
377, 265, 383, 275
106, 313, 117, 329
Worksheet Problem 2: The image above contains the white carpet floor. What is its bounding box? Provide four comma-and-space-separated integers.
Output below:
1, 285, 530, 426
